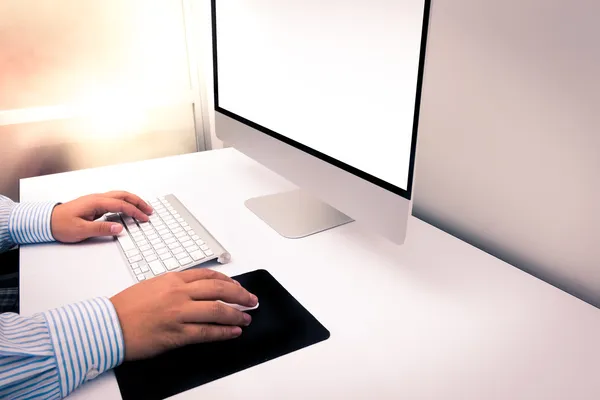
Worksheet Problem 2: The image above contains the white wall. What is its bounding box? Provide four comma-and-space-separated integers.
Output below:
412, 0, 600, 306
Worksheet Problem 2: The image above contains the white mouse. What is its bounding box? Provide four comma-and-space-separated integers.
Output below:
218, 300, 259, 312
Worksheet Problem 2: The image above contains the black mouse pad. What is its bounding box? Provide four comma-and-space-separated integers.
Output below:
114, 269, 330, 400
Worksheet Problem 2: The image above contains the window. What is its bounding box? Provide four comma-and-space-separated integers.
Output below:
0, 0, 210, 199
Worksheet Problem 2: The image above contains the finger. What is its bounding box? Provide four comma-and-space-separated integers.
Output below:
84, 221, 124, 237
102, 191, 154, 215
94, 198, 150, 222
186, 279, 257, 307
180, 324, 242, 345
180, 300, 251, 326
178, 268, 238, 285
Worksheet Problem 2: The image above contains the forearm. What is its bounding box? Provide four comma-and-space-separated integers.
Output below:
0, 297, 125, 399
0, 195, 58, 254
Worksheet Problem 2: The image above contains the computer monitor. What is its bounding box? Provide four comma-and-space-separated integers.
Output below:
211, 0, 431, 244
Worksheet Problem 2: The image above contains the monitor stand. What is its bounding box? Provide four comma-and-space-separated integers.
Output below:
244, 189, 354, 239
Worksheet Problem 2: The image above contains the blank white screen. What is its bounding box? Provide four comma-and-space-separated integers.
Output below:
215, 0, 425, 191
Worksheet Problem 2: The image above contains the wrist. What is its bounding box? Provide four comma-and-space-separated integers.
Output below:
49, 203, 64, 241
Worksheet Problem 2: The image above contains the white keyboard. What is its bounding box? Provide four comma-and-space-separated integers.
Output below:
108, 194, 231, 283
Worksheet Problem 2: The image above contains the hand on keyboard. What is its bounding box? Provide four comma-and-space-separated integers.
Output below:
110, 268, 258, 361
51, 191, 154, 243
113, 194, 230, 282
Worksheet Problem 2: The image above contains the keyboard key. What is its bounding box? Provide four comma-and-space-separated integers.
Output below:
175, 231, 187, 239
184, 226, 193, 232
126, 249, 139, 258
130, 262, 139, 270
178, 256, 193, 266
146, 254, 158, 262
191, 235, 200, 241
185, 245, 199, 253
133, 267, 142, 275
157, 247, 169, 255
150, 238, 162, 246
167, 223, 179, 230
162, 233, 174, 240
129, 226, 140, 233
195, 240, 205, 246
124, 216, 136, 226
154, 242, 166, 250
142, 249, 154, 257
177, 218, 185, 223
165, 238, 177, 245
190, 250, 205, 261
146, 233, 158, 241
168, 243, 180, 250
179, 235, 191, 243
139, 244, 151, 252
200, 244, 209, 251
141, 264, 150, 273
117, 231, 135, 251
173, 213, 181, 218
204, 249, 214, 257
148, 260, 166, 275
175, 252, 188, 260
160, 253, 172, 261
172, 246, 184, 255
132, 232, 144, 240
172, 227, 183, 234
134, 236, 147, 244
180, 240, 194, 248
181, 222, 189, 227
157, 228, 169, 236
153, 222, 165, 229
164, 258, 179, 270
129, 254, 142, 263
137, 275, 146, 282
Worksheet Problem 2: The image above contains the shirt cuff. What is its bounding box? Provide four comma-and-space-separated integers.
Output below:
43, 297, 125, 397
9, 201, 58, 244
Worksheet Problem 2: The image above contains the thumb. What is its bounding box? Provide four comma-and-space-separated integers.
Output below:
85, 221, 124, 237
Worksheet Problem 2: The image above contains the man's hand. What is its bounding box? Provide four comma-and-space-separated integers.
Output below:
51, 191, 154, 243
110, 269, 258, 361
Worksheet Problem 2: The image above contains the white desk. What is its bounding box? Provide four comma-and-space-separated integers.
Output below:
20, 148, 600, 399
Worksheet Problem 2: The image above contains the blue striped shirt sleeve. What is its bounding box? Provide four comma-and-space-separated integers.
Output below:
0, 194, 58, 254
0, 297, 125, 399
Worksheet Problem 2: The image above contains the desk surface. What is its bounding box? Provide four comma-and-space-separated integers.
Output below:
20, 148, 600, 400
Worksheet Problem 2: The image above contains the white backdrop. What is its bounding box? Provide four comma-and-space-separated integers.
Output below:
413, 0, 600, 306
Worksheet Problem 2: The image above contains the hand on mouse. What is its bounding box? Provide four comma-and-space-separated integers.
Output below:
50, 190, 153, 243
109, 268, 258, 361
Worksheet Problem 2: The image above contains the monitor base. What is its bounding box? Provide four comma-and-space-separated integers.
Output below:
245, 189, 354, 239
